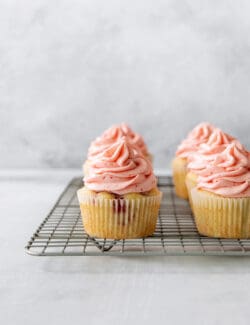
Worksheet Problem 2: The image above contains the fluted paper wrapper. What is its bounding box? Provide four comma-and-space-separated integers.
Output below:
77, 189, 162, 239
172, 157, 188, 199
191, 187, 250, 238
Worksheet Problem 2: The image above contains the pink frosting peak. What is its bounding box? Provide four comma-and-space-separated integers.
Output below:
197, 142, 250, 197
187, 128, 239, 174
198, 128, 235, 153
176, 122, 215, 158
88, 123, 149, 160
84, 138, 156, 195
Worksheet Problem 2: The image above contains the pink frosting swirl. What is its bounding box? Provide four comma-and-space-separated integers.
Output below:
88, 123, 149, 160
84, 138, 156, 195
187, 128, 238, 175
176, 123, 215, 158
196, 142, 250, 198
198, 128, 235, 152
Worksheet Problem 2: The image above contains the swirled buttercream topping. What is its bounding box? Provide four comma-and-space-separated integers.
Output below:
176, 123, 215, 158
88, 123, 149, 160
196, 142, 250, 197
84, 138, 156, 195
187, 128, 238, 174
198, 128, 235, 152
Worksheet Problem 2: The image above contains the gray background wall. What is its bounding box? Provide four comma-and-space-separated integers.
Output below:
1, 0, 250, 169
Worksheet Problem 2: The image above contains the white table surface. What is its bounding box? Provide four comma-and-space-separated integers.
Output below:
1, 169, 250, 325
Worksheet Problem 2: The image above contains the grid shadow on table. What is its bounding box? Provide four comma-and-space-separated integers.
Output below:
25, 176, 250, 256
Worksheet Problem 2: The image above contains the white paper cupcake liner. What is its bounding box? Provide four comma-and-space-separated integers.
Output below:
77, 189, 162, 239
191, 187, 250, 238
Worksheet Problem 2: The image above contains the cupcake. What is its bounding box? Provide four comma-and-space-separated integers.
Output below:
172, 123, 215, 199
191, 142, 250, 238
84, 123, 152, 175
185, 128, 237, 208
78, 138, 162, 239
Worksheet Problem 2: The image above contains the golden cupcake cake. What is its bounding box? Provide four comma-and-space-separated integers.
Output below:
78, 138, 162, 239
172, 123, 215, 199
191, 142, 250, 238
84, 123, 152, 175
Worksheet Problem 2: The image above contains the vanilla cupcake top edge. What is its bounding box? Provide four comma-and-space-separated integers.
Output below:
196, 142, 250, 198
84, 137, 156, 195
87, 123, 150, 161
176, 122, 216, 158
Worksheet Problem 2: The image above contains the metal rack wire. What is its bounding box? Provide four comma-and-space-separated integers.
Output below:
25, 176, 250, 256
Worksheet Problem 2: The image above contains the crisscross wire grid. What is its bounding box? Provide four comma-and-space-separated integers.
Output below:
25, 176, 250, 256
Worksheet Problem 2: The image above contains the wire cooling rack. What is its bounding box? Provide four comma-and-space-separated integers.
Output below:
25, 176, 250, 256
